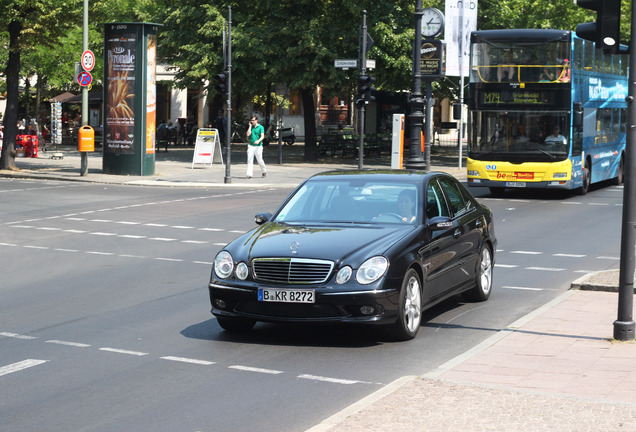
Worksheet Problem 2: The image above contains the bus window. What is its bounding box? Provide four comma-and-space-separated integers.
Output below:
584, 40, 595, 71
573, 39, 584, 70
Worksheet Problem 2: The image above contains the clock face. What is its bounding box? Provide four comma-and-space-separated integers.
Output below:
421, 8, 444, 37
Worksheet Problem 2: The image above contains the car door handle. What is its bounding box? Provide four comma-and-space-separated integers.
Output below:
475, 219, 483, 227
453, 228, 462, 238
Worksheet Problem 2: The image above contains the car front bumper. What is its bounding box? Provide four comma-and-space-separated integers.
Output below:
209, 281, 401, 325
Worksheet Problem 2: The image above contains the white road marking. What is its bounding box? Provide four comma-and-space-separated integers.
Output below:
160, 356, 215, 365
119, 235, 146, 239
525, 267, 565, 272
0, 359, 48, 377
85, 251, 114, 256
502, 286, 545, 291
553, 253, 586, 258
181, 240, 208, 244
155, 258, 183, 262
0, 332, 37, 340
24, 246, 49, 250
149, 237, 177, 241
99, 348, 148, 356
171, 226, 194, 229
298, 374, 369, 385
229, 365, 283, 375
54, 248, 79, 252
597, 256, 620, 260
145, 223, 167, 227
495, 264, 518, 268
510, 251, 542, 255
46, 340, 91, 348
0, 242, 17, 246
199, 228, 224, 232
90, 232, 117, 236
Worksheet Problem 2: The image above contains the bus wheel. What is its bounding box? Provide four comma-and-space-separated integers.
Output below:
578, 160, 591, 195
612, 155, 624, 186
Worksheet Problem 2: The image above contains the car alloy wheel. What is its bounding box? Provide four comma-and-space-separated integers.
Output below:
391, 269, 422, 340
465, 245, 493, 302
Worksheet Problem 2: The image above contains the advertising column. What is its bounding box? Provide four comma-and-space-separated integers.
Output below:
103, 23, 160, 175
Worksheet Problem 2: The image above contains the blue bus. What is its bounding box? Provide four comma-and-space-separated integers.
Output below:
466, 29, 627, 194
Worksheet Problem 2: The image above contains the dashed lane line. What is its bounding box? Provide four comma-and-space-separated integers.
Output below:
46, 340, 91, 348
229, 365, 284, 375
99, 347, 149, 356
160, 356, 215, 366
0, 359, 49, 377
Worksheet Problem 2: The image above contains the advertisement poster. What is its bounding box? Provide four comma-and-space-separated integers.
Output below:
146, 34, 157, 154
444, 0, 478, 77
105, 32, 136, 154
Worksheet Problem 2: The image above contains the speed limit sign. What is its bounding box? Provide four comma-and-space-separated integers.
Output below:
81, 50, 95, 72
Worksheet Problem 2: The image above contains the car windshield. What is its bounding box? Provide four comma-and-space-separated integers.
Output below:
274, 179, 419, 224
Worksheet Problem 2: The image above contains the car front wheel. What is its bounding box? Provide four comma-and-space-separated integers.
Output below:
390, 269, 422, 341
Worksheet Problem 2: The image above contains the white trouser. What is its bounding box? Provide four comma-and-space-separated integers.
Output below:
246, 145, 266, 177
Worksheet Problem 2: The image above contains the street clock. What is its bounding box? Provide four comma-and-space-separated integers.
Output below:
421, 8, 444, 38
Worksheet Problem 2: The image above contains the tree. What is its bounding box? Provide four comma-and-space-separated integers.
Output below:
0, 0, 81, 170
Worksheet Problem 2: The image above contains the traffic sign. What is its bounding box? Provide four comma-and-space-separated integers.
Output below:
81, 50, 95, 71
77, 71, 93, 87
335, 59, 357, 69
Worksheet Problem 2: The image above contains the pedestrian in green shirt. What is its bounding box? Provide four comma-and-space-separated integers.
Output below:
245, 115, 267, 178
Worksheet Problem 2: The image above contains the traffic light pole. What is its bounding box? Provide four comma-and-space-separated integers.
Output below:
358, 12, 369, 169
223, 7, 232, 184
614, 0, 636, 341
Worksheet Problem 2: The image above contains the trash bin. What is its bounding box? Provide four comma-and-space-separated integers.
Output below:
78, 125, 95, 152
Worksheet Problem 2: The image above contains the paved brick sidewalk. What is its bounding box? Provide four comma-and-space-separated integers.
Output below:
312, 288, 636, 432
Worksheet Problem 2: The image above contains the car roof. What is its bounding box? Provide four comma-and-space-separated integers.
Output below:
309, 170, 453, 184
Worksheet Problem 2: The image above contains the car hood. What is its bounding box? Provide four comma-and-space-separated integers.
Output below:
228, 222, 415, 266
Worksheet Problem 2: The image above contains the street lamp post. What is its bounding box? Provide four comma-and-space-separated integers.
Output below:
614, 0, 636, 341
405, 0, 426, 170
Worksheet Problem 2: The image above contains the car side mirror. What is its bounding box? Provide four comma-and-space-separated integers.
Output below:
428, 216, 453, 231
255, 212, 272, 225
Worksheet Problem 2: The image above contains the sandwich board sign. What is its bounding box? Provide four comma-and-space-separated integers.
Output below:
192, 128, 224, 168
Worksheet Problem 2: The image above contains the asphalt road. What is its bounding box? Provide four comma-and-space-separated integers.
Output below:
0, 178, 623, 432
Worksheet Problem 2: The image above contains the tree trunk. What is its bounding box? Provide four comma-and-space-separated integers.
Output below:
1, 20, 22, 171
301, 87, 317, 161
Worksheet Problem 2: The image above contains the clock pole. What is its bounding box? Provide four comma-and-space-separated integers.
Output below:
405, 0, 426, 170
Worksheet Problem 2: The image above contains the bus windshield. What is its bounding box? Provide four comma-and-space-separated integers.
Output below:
469, 110, 570, 162
471, 36, 570, 83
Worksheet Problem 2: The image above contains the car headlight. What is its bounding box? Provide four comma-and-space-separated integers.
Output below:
335, 266, 352, 284
214, 251, 234, 279
235, 262, 249, 280
356, 256, 388, 285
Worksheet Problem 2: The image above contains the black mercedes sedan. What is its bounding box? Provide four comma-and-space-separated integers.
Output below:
209, 170, 496, 340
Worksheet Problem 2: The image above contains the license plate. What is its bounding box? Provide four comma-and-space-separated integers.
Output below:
258, 288, 315, 303
505, 182, 526, 187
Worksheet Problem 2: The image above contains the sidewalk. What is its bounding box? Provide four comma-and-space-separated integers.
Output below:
311, 270, 636, 432
0, 143, 467, 188
4, 144, 635, 431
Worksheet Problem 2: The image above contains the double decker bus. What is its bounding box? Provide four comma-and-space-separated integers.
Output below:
466, 29, 627, 194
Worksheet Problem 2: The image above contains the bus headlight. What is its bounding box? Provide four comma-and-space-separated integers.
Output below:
553, 173, 567, 178
468, 170, 479, 176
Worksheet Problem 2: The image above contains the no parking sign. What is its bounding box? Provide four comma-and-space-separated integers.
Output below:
77, 71, 93, 87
